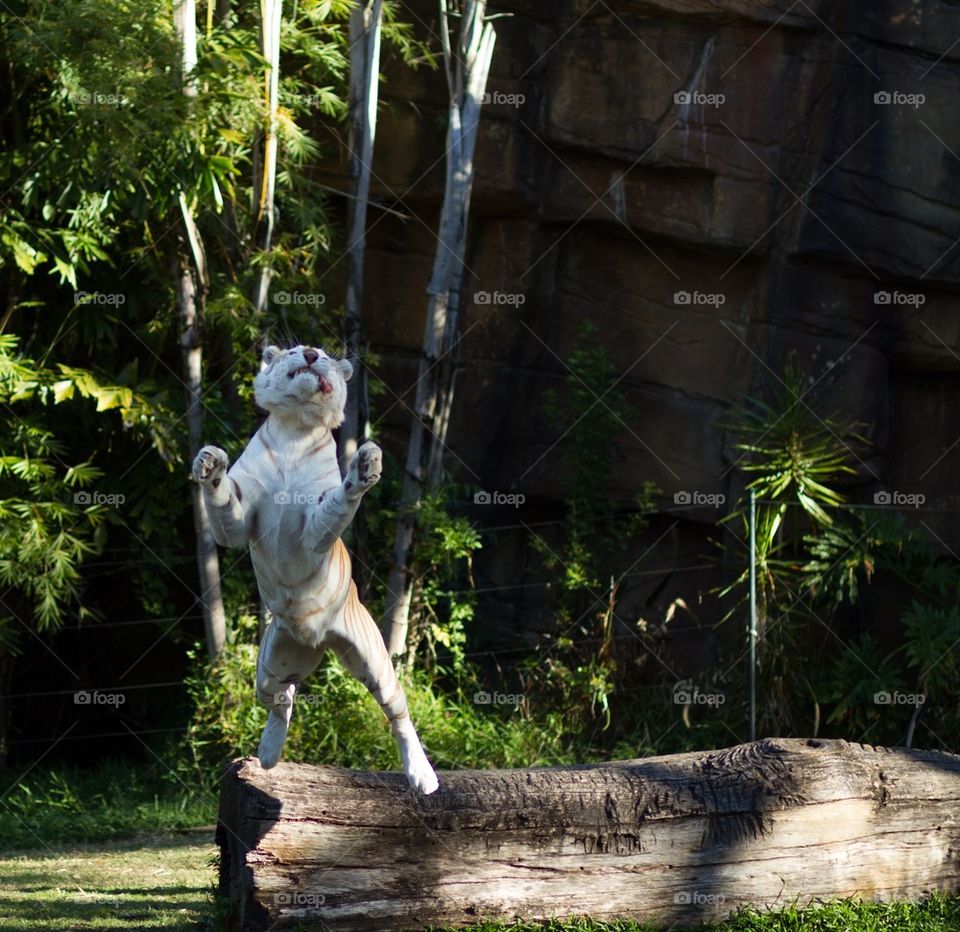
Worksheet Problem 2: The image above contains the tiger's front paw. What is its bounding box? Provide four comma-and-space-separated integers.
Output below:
344, 441, 381, 500
192, 445, 229, 486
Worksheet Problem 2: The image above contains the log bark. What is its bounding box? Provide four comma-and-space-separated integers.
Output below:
217, 738, 960, 931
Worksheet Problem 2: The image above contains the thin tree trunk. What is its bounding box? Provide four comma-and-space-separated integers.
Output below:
252, 0, 282, 316
208, 0, 244, 430
247, 0, 282, 636
174, 0, 198, 89
174, 0, 227, 660
177, 250, 227, 659
383, 1, 495, 658
338, 0, 383, 474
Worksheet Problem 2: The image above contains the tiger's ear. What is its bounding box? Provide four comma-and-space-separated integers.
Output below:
261, 345, 281, 371
337, 357, 353, 382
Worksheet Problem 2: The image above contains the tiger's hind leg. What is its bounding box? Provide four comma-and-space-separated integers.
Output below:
255, 619, 325, 769
328, 584, 439, 795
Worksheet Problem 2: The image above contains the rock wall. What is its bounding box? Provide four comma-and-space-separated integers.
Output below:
319, 0, 960, 652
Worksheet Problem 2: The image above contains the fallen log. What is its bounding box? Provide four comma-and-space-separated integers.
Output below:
217, 738, 960, 931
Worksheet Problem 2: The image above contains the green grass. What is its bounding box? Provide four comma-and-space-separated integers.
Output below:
0, 832, 215, 931
450, 895, 960, 929
714, 896, 960, 930
0, 758, 217, 850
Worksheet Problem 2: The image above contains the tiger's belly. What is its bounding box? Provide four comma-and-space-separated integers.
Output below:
250, 531, 352, 648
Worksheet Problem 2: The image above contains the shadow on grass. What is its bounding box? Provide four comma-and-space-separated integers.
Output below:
0, 832, 216, 931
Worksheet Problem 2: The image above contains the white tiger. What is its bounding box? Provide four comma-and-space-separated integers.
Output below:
191, 344, 439, 794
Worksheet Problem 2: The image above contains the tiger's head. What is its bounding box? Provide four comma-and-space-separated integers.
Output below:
253, 344, 353, 430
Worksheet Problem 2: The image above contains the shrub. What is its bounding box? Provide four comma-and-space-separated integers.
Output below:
180, 613, 575, 791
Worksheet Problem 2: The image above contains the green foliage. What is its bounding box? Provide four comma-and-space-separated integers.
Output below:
902, 598, 960, 697
0, 335, 172, 634
801, 511, 882, 607
0, 0, 341, 654
355, 448, 482, 676
815, 633, 904, 730
0, 756, 216, 849
0, 0, 430, 433
803, 510, 960, 743
719, 359, 870, 737
410, 490, 483, 675
180, 613, 573, 791
724, 359, 866, 608
0, 0, 425, 295
0, 0, 431, 645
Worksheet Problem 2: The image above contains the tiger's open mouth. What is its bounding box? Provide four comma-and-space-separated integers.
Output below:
288, 366, 333, 395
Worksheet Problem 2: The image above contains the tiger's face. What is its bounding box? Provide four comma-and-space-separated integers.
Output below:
253, 345, 353, 429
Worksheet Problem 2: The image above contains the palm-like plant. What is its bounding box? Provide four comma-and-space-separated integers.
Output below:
721, 359, 870, 735
726, 360, 866, 599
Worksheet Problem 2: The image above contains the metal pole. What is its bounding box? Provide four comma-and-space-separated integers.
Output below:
748, 488, 757, 742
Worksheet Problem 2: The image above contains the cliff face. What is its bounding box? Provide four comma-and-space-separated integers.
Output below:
324, 1, 960, 641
